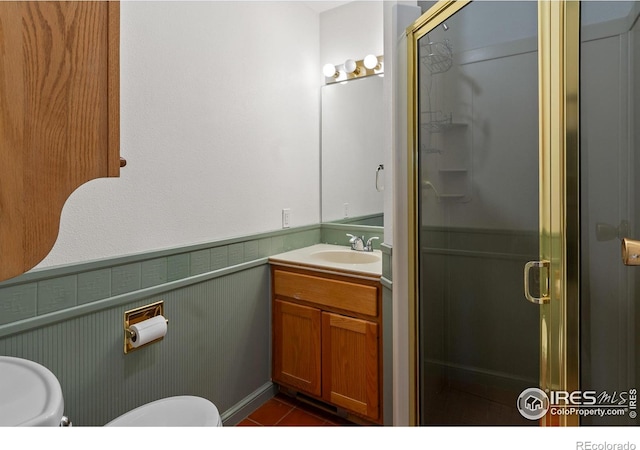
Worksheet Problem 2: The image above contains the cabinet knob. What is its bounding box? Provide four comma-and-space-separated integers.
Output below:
120, 157, 127, 168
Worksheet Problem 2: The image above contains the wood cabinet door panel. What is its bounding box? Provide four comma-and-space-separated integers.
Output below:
0, 1, 120, 281
322, 312, 379, 420
273, 299, 321, 396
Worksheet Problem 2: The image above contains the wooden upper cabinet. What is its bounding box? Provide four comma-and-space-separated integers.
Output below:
0, 1, 120, 281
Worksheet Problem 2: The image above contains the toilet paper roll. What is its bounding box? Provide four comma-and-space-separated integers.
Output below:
129, 315, 167, 348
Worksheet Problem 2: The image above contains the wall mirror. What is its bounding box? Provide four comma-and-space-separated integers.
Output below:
321, 75, 384, 226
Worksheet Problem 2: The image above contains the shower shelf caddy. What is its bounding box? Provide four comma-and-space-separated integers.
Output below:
420, 111, 472, 202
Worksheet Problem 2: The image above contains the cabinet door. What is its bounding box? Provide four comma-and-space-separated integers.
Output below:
322, 312, 379, 421
273, 300, 321, 396
0, 1, 120, 282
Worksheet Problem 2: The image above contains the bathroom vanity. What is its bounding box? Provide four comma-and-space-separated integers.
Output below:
269, 244, 383, 424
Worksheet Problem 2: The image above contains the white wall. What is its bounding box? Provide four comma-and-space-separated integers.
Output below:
385, 0, 421, 248
320, 1, 383, 66
389, 1, 422, 427
37, 1, 321, 268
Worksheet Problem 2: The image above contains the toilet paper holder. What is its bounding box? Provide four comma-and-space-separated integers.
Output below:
124, 301, 168, 354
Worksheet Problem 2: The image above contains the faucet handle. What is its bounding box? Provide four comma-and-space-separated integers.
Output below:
346, 234, 365, 251
365, 236, 379, 251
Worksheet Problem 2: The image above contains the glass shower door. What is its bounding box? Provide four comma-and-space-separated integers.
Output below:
579, 1, 639, 426
413, 1, 540, 425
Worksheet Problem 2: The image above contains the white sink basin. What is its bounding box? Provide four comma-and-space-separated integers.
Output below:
310, 249, 381, 265
270, 244, 382, 276
0, 356, 64, 426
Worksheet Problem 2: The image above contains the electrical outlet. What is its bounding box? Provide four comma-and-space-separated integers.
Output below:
343, 203, 349, 218
282, 208, 291, 229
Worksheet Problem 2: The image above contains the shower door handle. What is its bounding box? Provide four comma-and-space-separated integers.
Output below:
621, 238, 640, 266
523, 260, 550, 304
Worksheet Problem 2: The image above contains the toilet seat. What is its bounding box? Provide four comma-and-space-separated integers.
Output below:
105, 395, 222, 427
0, 356, 221, 427
0, 356, 64, 426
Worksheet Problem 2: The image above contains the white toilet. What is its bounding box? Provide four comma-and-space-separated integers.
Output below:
105, 395, 222, 427
0, 356, 222, 427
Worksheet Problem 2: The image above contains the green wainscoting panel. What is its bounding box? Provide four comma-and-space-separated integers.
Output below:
141, 258, 168, 289
380, 243, 392, 282
77, 269, 111, 305
210, 246, 230, 271
37, 275, 77, 315
282, 230, 319, 251
228, 243, 244, 266
243, 240, 259, 263
0, 225, 323, 426
0, 283, 37, 325
111, 263, 141, 296
0, 265, 271, 426
0, 225, 321, 327
325, 213, 384, 227
190, 249, 212, 276
167, 254, 190, 282
320, 223, 383, 249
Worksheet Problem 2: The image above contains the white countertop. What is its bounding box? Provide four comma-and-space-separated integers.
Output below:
268, 244, 382, 278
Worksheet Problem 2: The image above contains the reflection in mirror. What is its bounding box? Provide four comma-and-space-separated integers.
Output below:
321, 75, 384, 226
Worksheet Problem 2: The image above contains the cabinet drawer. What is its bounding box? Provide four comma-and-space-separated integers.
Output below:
273, 269, 378, 317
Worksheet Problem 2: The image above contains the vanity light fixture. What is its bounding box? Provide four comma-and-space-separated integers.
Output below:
322, 63, 339, 78
343, 58, 360, 75
363, 54, 380, 70
322, 54, 384, 84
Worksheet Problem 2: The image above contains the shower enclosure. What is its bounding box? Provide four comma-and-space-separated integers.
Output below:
407, 1, 639, 426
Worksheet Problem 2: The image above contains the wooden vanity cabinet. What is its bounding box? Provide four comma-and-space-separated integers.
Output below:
322, 312, 379, 420
273, 299, 322, 397
0, 2, 121, 282
271, 265, 382, 424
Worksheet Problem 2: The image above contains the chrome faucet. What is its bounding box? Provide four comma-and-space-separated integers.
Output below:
347, 234, 379, 252
366, 236, 379, 251
347, 234, 365, 251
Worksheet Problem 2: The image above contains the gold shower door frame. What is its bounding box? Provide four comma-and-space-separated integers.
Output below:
406, 1, 580, 426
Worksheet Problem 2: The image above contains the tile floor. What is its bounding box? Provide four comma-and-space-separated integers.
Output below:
236, 392, 357, 426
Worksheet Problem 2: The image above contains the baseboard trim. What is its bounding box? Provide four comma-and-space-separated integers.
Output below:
221, 382, 277, 426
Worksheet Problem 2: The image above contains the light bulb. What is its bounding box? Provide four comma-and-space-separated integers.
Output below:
322, 63, 337, 78
364, 54, 379, 70
344, 59, 357, 74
